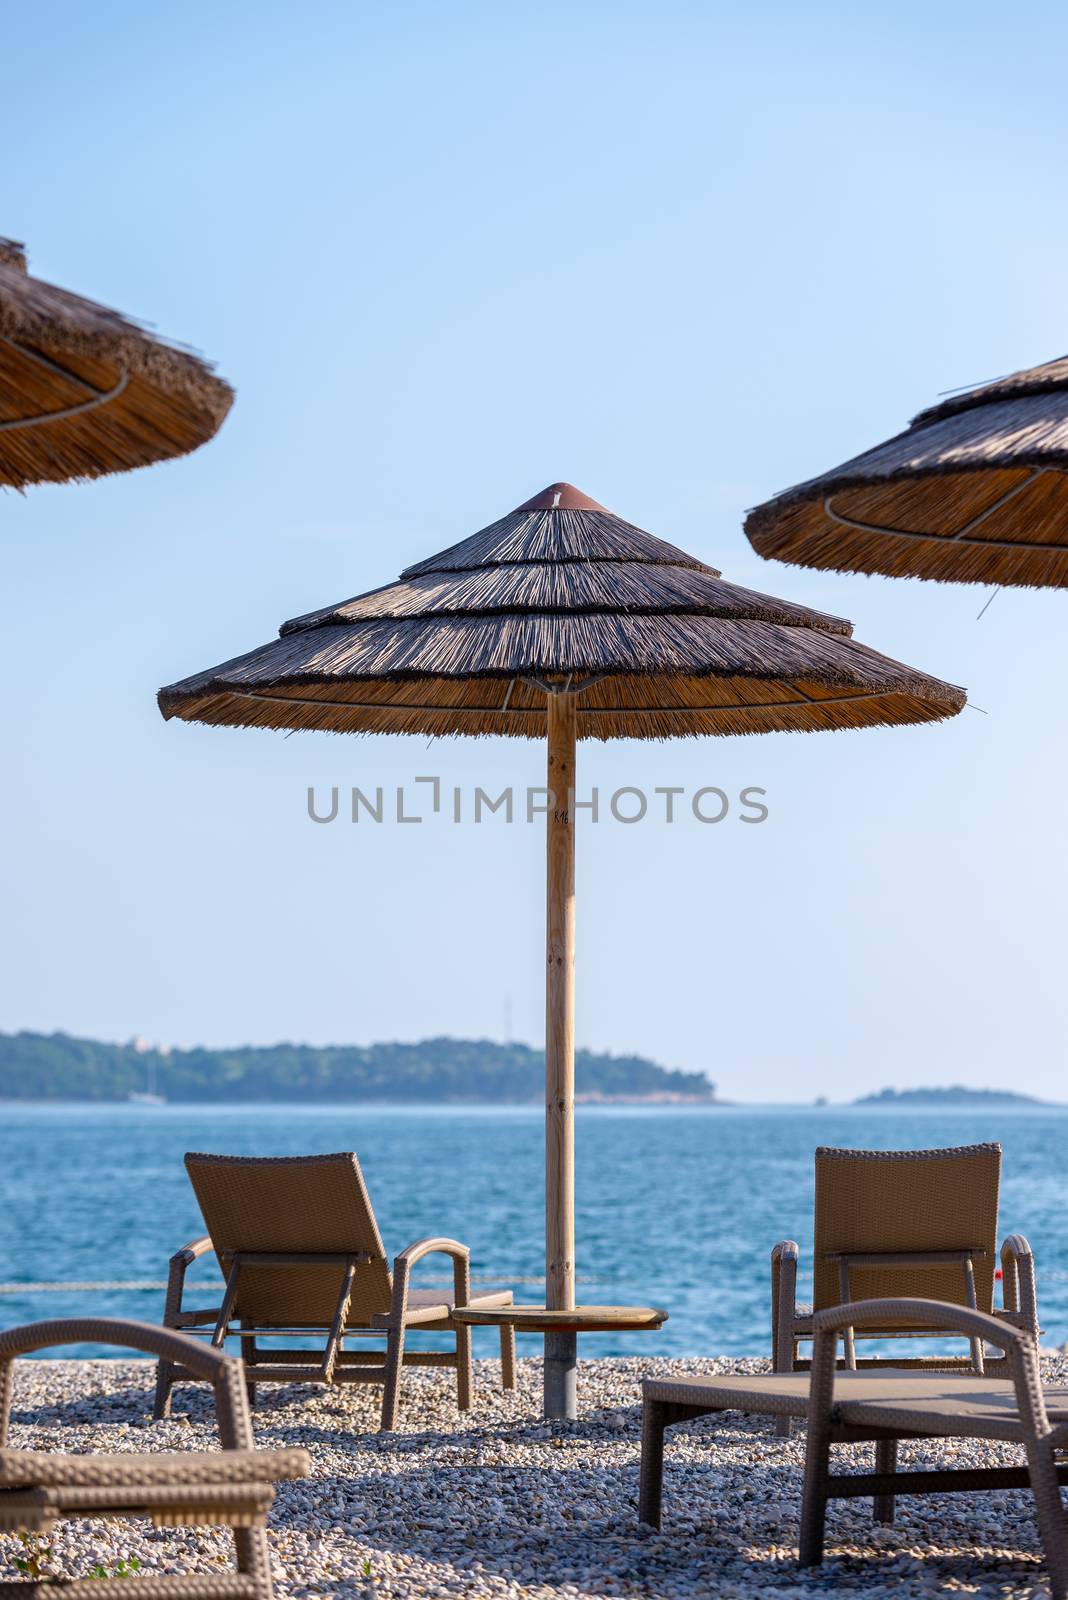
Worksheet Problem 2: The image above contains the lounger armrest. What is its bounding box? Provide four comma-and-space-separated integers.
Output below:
163, 1235, 215, 1326
174, 1235, 215, 1266
0, 1318, 240, 1377
0, 1319, 255, 1452
2, 1446, 312, 1489
391, 1237, 472, 1320
807, 1297, 1049, 1441
771, 1241, 800, 1370
394, 1236, 471, 1269
999, 1235, 1039, 1338
812, 1296, 1020, 1348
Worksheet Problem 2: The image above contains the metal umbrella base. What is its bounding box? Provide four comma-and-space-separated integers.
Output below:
544, 1331, 578, 1419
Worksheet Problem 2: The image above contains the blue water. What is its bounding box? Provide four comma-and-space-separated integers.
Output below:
0, 1103, 1065, 1359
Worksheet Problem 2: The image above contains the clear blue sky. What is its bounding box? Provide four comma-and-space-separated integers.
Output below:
3, 1, 1067, 1100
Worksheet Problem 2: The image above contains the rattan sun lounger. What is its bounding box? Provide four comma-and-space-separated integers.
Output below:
771, 1144, 1038, 1382
154, 1152, 516, 1432
641, 1298, 1068, 1597
0, 1317, 308, 1600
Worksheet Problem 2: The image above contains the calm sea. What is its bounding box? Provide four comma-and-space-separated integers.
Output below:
1, 1103, 1065, 1359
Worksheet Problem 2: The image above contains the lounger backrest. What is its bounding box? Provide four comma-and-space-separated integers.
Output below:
185, 1152, 393, 1327
812, 1143, 1001, 1315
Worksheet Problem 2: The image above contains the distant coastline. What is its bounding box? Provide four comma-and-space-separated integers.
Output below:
854, 1086, 1049, 1107
0, 1031, 721, 1106
2, 1033, 1056, 1108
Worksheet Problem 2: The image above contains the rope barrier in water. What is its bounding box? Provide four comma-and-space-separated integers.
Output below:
0, 1274, 597, 1295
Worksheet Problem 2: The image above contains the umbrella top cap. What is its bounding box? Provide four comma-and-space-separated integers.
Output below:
398, 479, 722, 580
513, 482, 610, 513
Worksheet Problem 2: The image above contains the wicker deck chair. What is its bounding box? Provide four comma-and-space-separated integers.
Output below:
154, 1152, 516, 1432
771, 1143, 1038, 1382
0, 1317, 308, 1600
798, 1299, 1068, 1594
640, 1299, 1068, 1597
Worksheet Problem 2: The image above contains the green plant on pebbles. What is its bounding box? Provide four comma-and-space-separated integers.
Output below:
13, 1531, 54, 1580
8, 1534, 143, 1584
89, 1556, 143, 1579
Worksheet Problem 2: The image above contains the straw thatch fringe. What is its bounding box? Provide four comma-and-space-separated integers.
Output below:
746, 354, 1068, 587
0, 237, 233, 487
160, 484, 965, 741
162, 685, 954, 743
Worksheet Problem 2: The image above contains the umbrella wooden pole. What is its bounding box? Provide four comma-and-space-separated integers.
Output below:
544, 689, 577, 1420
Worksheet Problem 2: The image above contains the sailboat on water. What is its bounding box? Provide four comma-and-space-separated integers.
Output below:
128, 1039, 166, 1105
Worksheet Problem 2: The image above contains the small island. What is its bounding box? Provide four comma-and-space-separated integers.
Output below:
855, 1085, 1046, 1107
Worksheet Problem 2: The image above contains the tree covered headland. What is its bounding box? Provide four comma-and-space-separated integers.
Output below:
0, 1031, 717, 1104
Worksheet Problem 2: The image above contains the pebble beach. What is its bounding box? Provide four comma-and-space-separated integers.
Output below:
3, 1353, 1066, 1599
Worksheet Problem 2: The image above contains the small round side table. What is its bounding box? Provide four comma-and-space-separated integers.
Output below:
452, 1303, 669, 1419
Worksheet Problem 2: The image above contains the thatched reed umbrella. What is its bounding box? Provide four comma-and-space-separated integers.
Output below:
745, 355, 1068, 588
0, 237, 232, 488
159, 481, 965, 1417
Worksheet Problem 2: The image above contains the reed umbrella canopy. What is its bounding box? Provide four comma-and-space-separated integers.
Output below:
746, 356, 1068, 589
159, 482, 965, 1418
159, 481, 965, 738
0, 237, 233, 488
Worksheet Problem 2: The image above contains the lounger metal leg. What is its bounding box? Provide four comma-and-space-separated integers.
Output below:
380, 1323, 406, 1432
799, 1421, 831, 1566
152, 1360, 176, 1421
962, 1256, 985, 1374
544, 1331, 577, 1420
455, 1318, 472, 1412
234, 1524, 274, 1600
1023, 1435, 1068, 1600
774, 1336, 796, 1439
0, 1359, 12, 1449
240, 1320, 257, 1410
500, 1323, 517, 1390
320, 1264, 356, 1385
639, 1398, 667, 1528
836, 1262, 857, 1369
212, 1259, 243, 1349
873, 1436, 898, 1524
